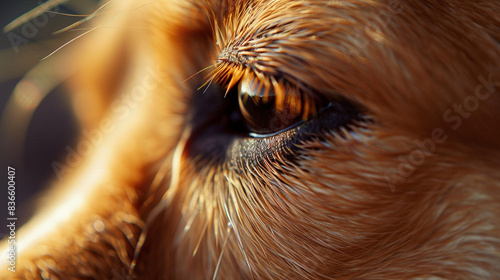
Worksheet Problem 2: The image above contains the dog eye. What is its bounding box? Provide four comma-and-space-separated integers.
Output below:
237, 73, 324, 137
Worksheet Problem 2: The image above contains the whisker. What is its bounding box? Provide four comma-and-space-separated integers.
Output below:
42, 0, 158, 61
212, 223, 232, 280
41, 29, 91, 61
198, 70, 216, 91
45, 11, 111, 18
63, 26, 150, 32
52, 0, 113, 35
184, 64, 216, 83
3, 0, 69, 33
225, 174, 254, 276
52, 14, 98, 35
192, 222, 209, 257
202, 77, 215, 94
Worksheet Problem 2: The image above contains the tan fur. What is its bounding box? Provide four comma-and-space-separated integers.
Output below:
2, 0, 500, 279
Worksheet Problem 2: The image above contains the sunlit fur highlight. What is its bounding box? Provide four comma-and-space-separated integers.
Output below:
1, 0, 500, 279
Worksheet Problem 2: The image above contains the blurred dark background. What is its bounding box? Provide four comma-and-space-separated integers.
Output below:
0, 0, 99, 237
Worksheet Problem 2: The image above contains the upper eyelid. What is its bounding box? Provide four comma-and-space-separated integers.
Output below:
214, 29, 335, 90
208, 63, 282, 95
210, 28, 331, 101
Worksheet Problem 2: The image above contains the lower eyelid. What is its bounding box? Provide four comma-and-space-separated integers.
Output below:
229, 101, 360, 167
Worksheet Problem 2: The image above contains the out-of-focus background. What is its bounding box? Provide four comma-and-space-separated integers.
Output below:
0, 0, 100, 236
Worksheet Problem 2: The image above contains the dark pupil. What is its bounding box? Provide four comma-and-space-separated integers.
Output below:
238, 78, 303, 135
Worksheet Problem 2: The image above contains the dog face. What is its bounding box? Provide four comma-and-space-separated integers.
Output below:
2, 0, 500, 279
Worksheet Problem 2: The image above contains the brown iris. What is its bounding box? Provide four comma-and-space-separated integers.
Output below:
237, 73, 322, 137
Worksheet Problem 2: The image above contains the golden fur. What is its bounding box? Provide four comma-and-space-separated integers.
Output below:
2, 0, 500, 279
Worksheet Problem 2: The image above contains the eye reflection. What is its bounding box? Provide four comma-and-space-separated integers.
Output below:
237, 73, 326, 137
